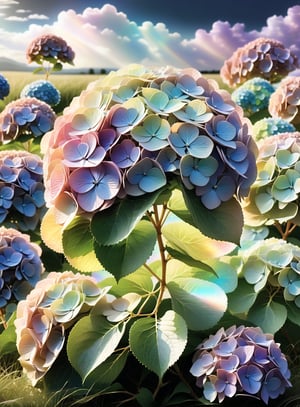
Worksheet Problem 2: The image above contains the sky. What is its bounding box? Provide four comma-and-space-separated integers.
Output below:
0, 0, 299, 71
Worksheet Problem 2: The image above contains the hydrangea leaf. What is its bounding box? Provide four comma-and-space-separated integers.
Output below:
62, 216, 102, 272
109, 268, 155, 297
0, 311, 17, 356
84, 348, 129, 387
129, 310, 187, 378
67, 314, 126, 381
40, 207, 64, 253
167, 277, 227, 330
247, 293, 287, 334
181, 186, 243, 245
91, 189, 161, 245
227, 279, 257, 314
162, 221, 236, 263
94, 220, 156, 279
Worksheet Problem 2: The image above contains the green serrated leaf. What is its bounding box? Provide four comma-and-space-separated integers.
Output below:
181, 186, 244, 245
53, 62, 63, 71
62, 216, 102, 272
110, 268, 155, 297
167, 277, 227, 330
84, 348, 129, 388
247, 293, 287, 334
94, 220, 156, 279
91, 191, 161, 245
67, 314, 126, 381
129, 310, 187, 378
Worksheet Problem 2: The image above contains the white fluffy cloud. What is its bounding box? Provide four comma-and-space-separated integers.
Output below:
1, 3, 300, 71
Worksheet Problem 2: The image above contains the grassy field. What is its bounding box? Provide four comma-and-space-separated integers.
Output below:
0, 71, 225, 115
0, 71, 105, 114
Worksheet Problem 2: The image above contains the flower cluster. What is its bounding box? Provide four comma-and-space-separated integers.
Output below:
231, 77, 274, 116
0, 227, 44, 309
0, 97, 56, 142
243, 132, 300, 226
220, 38, 299, 87
41, 64, 257, 226
21, 80, 61, 106
15, 270, 109, 386
236, 237, 300, 309
0, 150, 45, 230
190, 325, 291, 404
26, 34, 75, 66
268, 76, 300, 125
252, 117, 296, 141
0, 73, 9, 100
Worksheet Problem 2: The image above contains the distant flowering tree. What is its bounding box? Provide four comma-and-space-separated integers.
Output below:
20, 80, 61, 107
0, 73, 10, 100
26, 34, 75, 79
220, 38, 299, 87
0, 97, 56, 143
0, 150, 45, 231
190, 325, 291, 404
268, 76, 300, 125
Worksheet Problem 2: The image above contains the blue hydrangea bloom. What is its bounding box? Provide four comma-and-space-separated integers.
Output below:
0, 227, 44, 308
21, 80, 61, 106
0, 74, 10, 100
253, 117, 296, 141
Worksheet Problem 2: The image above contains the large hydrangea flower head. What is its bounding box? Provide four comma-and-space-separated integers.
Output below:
190, 325, 291, 404
220, 38, 299, 88
41, 64, 257, 230
253, 117, 296, 141
26, 34, 75, 66
243, 132, 300, 227
0, 226, 44, 309
0, 150, 45, 230
0, 73, 10, 100
268, 76, 300, 125
0, 97, 56, 143
14, 270, 109, 385
231, 77, 275, 116
20, 80, 61, 107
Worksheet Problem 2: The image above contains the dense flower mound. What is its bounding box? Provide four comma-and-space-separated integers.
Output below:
252, 117, 296, 141
0, 73, 10, 100
243, 132, 300, 226
0, 97, 56, 143
0, 150, 45, 230
220, 38, 299, 87
21, 80, 61, 106
26, 34, 75, 66
0, 227, 44, 308
41, 64, 257, 226
190, 325, 291, 404
268, 76, 300, 125
231, 77, 275, 116
15, 270, 109, 386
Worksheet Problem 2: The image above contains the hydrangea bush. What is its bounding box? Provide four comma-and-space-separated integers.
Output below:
1, 38, 300, 406
0, 74, 10, 100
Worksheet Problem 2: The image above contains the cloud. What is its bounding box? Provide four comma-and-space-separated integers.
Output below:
5, 15, 27, 21
16, 9, 32, 13
0, 3, 299, 71
0, 0, 19, 8
28, 14, 48, 20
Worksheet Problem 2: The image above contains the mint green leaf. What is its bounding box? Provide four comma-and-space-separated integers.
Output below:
129, 310, 187, 378
248, 294, 287, 334
94, 220, 156, 279
110, 268, 156, 296
91, 191, 161, 245
67, 314, 126, 381
181, 186, 243, 245
198, 259, 238, 293
167, 278, 227, 330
